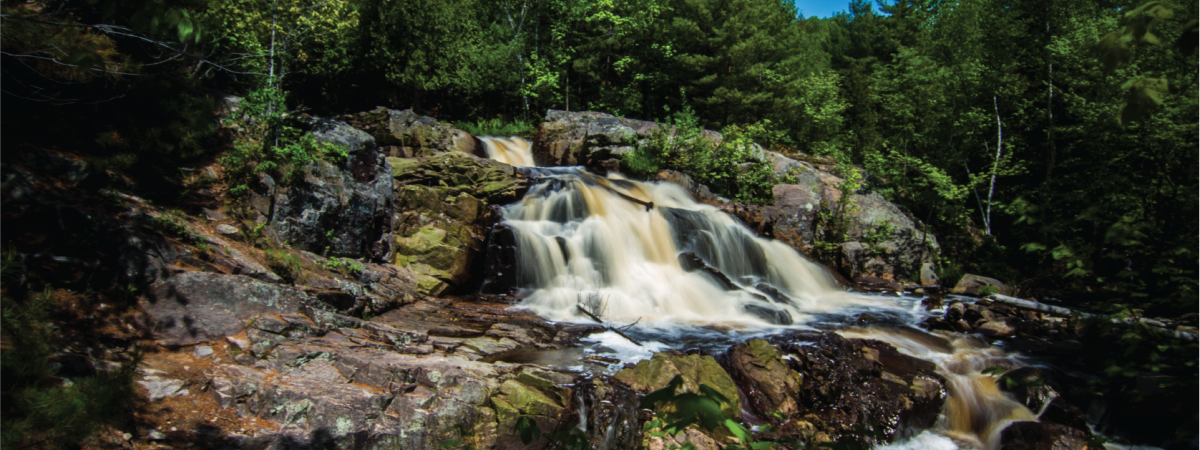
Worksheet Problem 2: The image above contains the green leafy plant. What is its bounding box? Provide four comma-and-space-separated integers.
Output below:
324, 258, 363, 276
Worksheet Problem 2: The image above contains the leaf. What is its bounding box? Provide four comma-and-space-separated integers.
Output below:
639, 375, 684, 409
514, 416, 541, 445
437, 439, 461, 448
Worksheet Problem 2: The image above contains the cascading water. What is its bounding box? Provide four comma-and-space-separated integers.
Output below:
479, 136, 536, 167
479, 138, 1071, 450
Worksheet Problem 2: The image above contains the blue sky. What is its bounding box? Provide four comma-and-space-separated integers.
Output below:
793, 0, 850, 18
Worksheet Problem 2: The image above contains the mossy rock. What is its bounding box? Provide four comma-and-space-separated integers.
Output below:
614, 352, 741, 419
390, 152, 526, 204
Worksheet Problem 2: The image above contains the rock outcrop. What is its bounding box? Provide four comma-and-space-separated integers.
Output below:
715, 157, 940, 284
247, 119, 395, 263
389, 152, 529, 295
340, 107, 482, 157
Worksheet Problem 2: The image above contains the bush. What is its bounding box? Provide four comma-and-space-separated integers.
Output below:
621, 105, 778, 204
266, 249, 305, 283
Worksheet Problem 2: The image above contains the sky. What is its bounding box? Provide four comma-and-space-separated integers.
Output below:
793, 0, 850, 18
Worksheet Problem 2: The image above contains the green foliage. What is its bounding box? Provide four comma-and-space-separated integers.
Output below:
324, 258, 363, 276
452, 118, 535, 138
622, 104, 777, 204
936, 262, 965, 289
862, 220, 896, 255
639, 375, 778, 450
1, 286, 138, 449
220, 87, 349, 194
977, 285, 1000, 297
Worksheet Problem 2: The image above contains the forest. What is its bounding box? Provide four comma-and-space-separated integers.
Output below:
1, 0, 1198, 447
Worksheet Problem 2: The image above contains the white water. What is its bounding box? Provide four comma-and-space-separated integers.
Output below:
477, 138, 1056, 450
479, 136, 536, 167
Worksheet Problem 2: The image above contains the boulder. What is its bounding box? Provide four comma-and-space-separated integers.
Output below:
389, 152, 527, 295
533, 110, 670, 168
140, 272, 312, 347
613, 351, 742, 420
998, 421, 1089, 450
250, 118, 394, 263
721, 339, 802, 417
1038, 397, 1091, 432
952, 274, 1010, 296
770, 331, 947, 442
340, 107, 481, 157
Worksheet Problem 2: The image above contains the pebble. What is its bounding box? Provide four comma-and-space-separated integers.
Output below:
215, 224, 239, 235
193, 345, 214, 359
148, 429, 167, 441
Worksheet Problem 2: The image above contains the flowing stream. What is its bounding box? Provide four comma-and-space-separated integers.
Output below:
478, 137, 1044, 449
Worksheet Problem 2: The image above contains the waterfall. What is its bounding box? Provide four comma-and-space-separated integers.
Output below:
479, 136, 536, 167
480, 139, 1047, 450
487, 146, 862, 326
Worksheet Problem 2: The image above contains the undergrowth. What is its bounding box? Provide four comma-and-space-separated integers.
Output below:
453, 117, 535, 137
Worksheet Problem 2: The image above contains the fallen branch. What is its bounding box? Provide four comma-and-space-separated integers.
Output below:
987, 294, 1196, 342
597, 184, 654, 211
576, 304, 643, 347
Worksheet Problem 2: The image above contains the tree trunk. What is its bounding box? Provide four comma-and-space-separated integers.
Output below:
985, 95, 1003, 235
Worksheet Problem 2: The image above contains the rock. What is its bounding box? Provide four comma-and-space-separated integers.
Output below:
214, 224, 238, 235
998, 367, 1055, 413
226, 336, 251, 351
614, 351, 742, 419
977, 318, 1018, 339
148, 429, 167, 441
249, 117, 395, 263
141, 272, 312, 346
533, 110, 672, 169
193, 345, 214, 359
341, 108, 480, 157
965, 304, 996, 325
480, 218, 519, 294
770, 331, 947, 442
138, 377, 187, 402
945, 301, 966, 322
998, 421, 1089, 450
1038, 397, 1091, 432
682, 152, 940, 283
854, 276, 902, 292
678, 251, 737, 290
952, 274, 1010, 296
203, 208, 226, 221
389, 152, 526, 294
721, 339, 801, 417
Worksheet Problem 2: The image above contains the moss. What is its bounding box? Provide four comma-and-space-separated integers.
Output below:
614, 352, 741, 419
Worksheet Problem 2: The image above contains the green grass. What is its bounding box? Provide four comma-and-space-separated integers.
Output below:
453, 118, 535, 138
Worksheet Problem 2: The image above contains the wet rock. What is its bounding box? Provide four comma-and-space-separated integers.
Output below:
614, 351, 742, 419
998, 367, 1056, 413
771, 331, 947, 442
854, 276, 902, 292
250, 118, 395, 263
678, 251, 737, 290
721, 339, 801, 417
945, 301, 966, 322
965, 304, 996, 325
480, 217, 519, 295
141, 272, 312, 346
952, 274, 1010, 296
998, 421, 1089, 450
744, 304, 795, 325
1038, 397, 1091, 432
